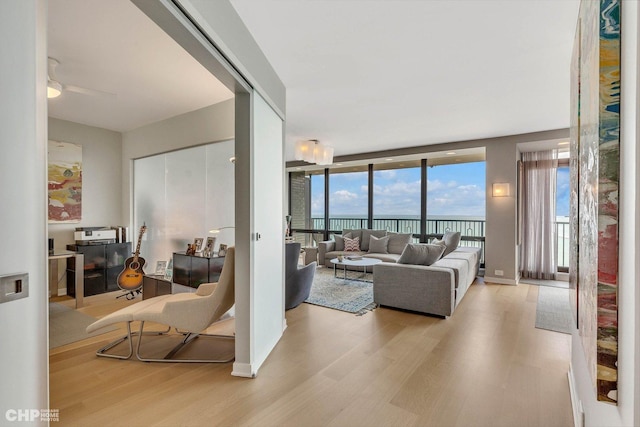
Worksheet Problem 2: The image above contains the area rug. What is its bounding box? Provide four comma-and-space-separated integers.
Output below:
535, 286, 572, 334
305, 267, 376, 315
520, 278, 569, 289
49, 303, 117, 349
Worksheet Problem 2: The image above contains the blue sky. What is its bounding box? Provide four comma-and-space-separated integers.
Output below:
311, 162, 570, 219
556, 166, 570, 217
312, 162, 487, 218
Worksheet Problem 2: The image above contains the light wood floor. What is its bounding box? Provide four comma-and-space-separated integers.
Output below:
49, 279, 573, 427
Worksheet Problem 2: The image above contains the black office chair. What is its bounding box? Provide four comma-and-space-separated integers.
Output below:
285, 242, 316, 310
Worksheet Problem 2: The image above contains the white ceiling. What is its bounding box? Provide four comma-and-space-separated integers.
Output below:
230, 0, 580, 159
47, 0, 580, 160
47, 0, 233, 132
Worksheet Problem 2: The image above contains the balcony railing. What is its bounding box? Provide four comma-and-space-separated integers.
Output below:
294, 217, 570, 270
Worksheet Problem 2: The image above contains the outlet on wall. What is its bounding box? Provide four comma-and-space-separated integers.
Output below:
494, 269, 504, 276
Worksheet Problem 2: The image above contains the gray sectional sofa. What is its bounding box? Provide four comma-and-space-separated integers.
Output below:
318, 228, 481, 318
373, 246, 482, 318
318, 229, 412, 268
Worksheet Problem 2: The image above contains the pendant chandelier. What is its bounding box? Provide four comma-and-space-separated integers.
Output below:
294, 139, 334, 165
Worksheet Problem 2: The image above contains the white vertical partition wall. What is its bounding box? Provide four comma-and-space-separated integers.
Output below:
250, 92, 286, 370
0, 0, 49, 415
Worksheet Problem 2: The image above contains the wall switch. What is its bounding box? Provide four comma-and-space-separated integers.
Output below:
494, 269, 504, 276
0, 273, 29, 303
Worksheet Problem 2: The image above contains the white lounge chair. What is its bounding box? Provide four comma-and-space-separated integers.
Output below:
86, 247, 235, 363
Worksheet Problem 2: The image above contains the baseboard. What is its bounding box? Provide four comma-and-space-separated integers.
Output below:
57, 288, 67, 296
568, 364, 584, 427
483, 276, 518, 285
231, 362, 256, 378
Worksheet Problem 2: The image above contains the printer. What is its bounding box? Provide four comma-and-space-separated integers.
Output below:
74, 227, 117, 245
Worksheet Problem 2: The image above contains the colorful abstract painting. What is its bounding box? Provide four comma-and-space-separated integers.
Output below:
48, 140, 82, 223
571, 0, 620, 404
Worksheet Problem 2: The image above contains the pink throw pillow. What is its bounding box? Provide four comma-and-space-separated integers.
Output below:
344, 236, 360, 252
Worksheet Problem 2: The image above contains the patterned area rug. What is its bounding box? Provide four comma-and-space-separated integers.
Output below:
305, 267, 376, 315
49, 302, 117, 349
535, 286, 572, 334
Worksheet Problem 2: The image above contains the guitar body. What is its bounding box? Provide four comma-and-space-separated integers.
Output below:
117, 224, 147, 292
117, 257, 146, 290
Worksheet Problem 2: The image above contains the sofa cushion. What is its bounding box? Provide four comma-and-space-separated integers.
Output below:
361, 229, 386, 251
368, 235, 389, 254
334, 232, 353, 252
442, 231, 461, 256
387, 232, 412, 255
344, 236, 361, 252
365, 253, 402, 263
398, 243, 445, 266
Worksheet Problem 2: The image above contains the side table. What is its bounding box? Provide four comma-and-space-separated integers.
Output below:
142, 274, 172, 300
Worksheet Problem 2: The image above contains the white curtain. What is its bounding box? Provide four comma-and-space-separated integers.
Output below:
520, 150, 558, 280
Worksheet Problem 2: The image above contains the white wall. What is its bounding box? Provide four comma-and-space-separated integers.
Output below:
570, 2, 638, 426
484, 141, 519, 284
48, 118, 124, 292
0, 0, 48, 422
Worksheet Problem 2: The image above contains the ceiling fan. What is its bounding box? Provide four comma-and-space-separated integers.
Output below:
47, 57, 116, 99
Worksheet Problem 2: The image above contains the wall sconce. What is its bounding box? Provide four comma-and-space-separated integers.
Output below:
294, 139, 334, 165
492, 183, 510, 197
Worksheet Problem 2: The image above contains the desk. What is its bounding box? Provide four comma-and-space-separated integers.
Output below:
49, 251, 84, 308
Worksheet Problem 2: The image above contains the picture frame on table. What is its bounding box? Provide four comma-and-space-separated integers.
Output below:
193, 237, 204, 252
218, 244, 228, 257
203, 236, 216, 258
164, 259, 173, 281
154, 260, 167, 276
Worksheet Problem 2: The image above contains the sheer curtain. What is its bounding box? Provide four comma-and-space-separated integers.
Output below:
519, 150, 558, 280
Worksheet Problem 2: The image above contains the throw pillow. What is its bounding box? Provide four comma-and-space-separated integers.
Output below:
398, 243, 445, 266
343, 236, 361, 252
342, 229, 363, 242
442, 231, 461, 256
333, 232, 352, 252
386, 232, 413, 254
368, 235, 389, 254
361, 229, 386, 251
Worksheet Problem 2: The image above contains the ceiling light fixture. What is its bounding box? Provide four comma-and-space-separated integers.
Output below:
47, 79, 62, 98
558, 141, 569, 146
446, 152, 456, 155
294, 139, 334, 165
209, 226, 235, 234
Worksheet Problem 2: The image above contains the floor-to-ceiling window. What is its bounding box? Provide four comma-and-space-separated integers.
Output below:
328, 166, 368, 231
556, 159, 570, 272
288, 149, 487, 263
372, 161, 421, 235
426, 160, 486, 260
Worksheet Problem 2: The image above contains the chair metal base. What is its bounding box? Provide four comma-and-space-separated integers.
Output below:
95, 322, 171, 360
135, 321, 235, 363
95, 321, 234, 363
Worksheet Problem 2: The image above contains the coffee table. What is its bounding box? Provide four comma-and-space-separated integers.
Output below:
330, 257, 382, 282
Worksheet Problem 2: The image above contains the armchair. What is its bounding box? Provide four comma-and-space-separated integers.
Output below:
285, 242, 316, 310
86, 247, 236, 363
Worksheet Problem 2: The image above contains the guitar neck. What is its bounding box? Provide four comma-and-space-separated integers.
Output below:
132, 225, 146, 260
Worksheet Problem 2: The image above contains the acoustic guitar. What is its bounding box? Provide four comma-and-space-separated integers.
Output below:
117, 224, 147, 291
